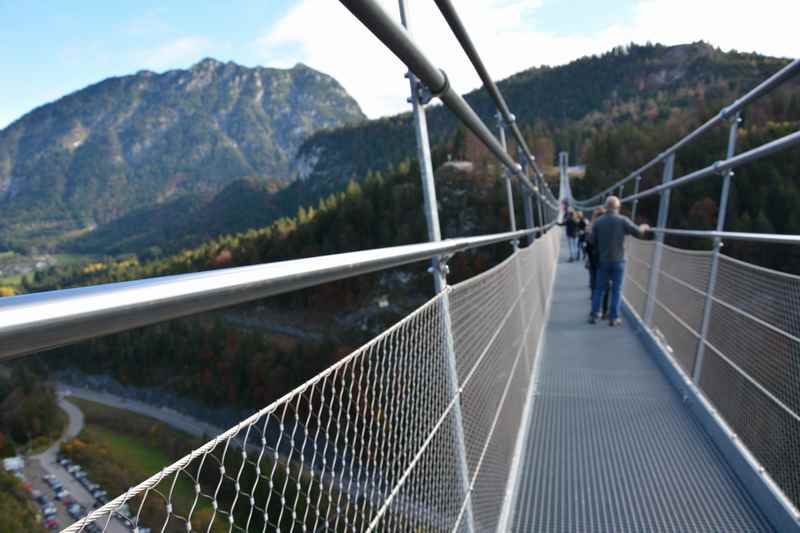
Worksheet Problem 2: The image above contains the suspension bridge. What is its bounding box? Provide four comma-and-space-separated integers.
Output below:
1, 1, 799, 531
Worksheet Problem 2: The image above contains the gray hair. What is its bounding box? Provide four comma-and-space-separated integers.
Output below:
605, 195, 621, 211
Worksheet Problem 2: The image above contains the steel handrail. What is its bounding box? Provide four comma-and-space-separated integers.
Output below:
0, 224, 555, 361
622, 129, 800, 203
652, 227, 800, 245
577, 58, 800, 204
432, 0, 551, 192
338, 0, 559, 209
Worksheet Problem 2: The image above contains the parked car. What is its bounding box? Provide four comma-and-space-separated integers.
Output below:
49, 480, 63, 491
66, 464, 81, 474
91, 489, 107, 500
93, 494, 108, 507
54, 488, 70, 501
67, 503, 84, 519
80, 478, 98, 490
44, 517, 60, 530
57, 457, 71, 467
85, 524, 102, 533
42, 473, 56, 483
42, 504, 57, 517
73, 470, 88, 480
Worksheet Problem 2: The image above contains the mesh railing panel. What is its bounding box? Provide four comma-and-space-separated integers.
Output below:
623, 239, 653, 319
66, 230, 560, 533
658, 245, 711, 329
650, 245, 711, 374
698, 344, 800, 509
624, 240, 800, 512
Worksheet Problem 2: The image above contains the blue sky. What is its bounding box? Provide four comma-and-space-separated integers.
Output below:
1, 0, 797, 129
0, 1, 293, 128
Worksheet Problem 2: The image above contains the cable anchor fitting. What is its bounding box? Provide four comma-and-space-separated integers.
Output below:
406, 69, 449, 106
428, 254, 452, 278
711, 160, 733, 177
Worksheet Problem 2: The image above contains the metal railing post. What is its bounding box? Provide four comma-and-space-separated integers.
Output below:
397, 3, 475, 531
559, 151, 573, 206
533, 166, 546, 234
692, 112, 741, 383
519, 148, 536, 246
497, 112, 518, 249
523, 192, 535, 245
643, 153, 675, 325
631, 175, 641, 221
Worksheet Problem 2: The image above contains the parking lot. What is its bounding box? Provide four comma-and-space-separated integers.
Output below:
15, 395, 139, 532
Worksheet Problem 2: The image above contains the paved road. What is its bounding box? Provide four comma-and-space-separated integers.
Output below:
59, 386, 380, 523
61, 386, 224, 440
28, 395, 129, 533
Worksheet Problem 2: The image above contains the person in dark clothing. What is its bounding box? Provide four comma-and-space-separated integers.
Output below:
588, 196, 651, 326
562, 210, 579, 262
585, 207, 609, 318
576, 212, 587, 261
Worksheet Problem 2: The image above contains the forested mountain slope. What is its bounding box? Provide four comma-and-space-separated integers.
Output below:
28, 159, 517, 411
16, 42, 795, 259
293, 42, 794, 195
0, 59, 365, 251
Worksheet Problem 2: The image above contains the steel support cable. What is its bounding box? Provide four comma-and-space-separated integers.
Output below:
575, 58, 800, 205
652, 228, 800, 245
432, 0, 541, 178
64, 231, 561, 533
338, 0, 557, 207
622, 129, 800, 203
0, 225, 557, 361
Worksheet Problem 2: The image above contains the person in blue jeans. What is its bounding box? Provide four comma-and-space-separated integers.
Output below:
588, 196, 651, 326
561, 210, 580, 262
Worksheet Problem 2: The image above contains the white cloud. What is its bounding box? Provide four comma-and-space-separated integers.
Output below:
138, 36, 214, 72
255, 0, 799, 119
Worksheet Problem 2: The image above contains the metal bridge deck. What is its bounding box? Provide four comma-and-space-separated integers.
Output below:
511, 243, 775, 532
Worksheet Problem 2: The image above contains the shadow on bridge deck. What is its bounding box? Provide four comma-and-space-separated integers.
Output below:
511, 241, 774, 532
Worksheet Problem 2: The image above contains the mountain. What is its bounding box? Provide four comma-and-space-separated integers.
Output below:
0, 58, 365, 251
4, 42, 796, 261
63, 176, 283, 257
28, 161, 516, 412
292, 42, 793, 194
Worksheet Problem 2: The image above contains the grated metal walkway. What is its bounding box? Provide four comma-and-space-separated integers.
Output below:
511, 242, 775, 532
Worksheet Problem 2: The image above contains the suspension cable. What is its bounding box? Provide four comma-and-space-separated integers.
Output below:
338, 0, 558, 207
574, 58, 800, 205
431, 0, 555, 201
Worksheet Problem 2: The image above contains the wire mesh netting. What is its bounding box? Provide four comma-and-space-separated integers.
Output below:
622, 239, 653, 319
651, 244, 711, 374
65, 230, 560, 533
624, 240, 800, 511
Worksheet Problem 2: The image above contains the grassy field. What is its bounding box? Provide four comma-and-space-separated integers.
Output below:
0, 252, 94, 288
63, 397, 220, 531
64, 397, 343, 531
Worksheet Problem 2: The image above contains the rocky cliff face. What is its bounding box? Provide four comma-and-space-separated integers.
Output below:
0, 58, 365, 250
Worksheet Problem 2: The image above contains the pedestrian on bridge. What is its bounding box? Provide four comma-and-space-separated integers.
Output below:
588, 196, 651, 326
561, 210, 580, 262
585, 207, 609, 318
576, 211, 587, 260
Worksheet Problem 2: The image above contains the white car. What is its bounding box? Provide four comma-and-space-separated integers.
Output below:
54, 489, 70, 501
